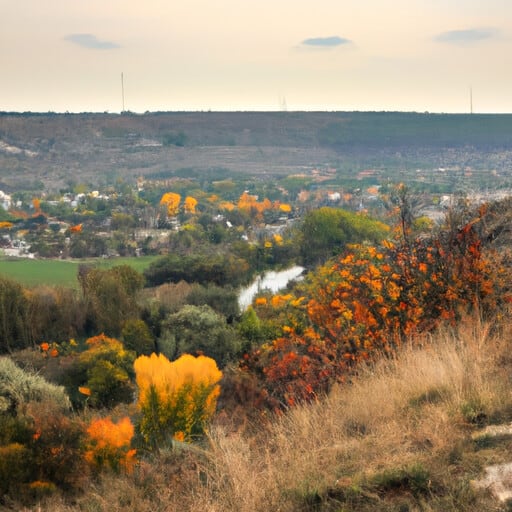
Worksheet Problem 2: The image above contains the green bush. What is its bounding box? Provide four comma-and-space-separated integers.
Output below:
121, 318, 156, 356
62, 335, 135, 409
0, 357, 70, 413
0, 443, 32, 495
186, 283, 240, 320
159, 305, 242, 367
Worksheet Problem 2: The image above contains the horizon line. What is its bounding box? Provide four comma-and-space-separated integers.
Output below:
1, 109, 512, 116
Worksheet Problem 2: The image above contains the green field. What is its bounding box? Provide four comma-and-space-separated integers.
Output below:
0, 256, 159, 288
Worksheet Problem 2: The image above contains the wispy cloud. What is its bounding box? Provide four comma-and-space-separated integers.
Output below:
435, 28, 497, 44
301, 36, 351, 48
64, 34, 120, 50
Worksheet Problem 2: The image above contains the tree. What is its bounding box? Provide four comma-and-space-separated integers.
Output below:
186, 283, 240, 321
25, 286, 85, 343
0, 276, 30, 353
78, 265, 145, 337
160, 192, 181, 217
299, 207, 390, 266
184, 196, 198, 214
162, 131, 187, 147
143, 253, 251, 288
110, 212, 136, 231
159, 304, 242, 367
0, 357, 70, 413
121, 319, 156, 356
69, 232, 107, 258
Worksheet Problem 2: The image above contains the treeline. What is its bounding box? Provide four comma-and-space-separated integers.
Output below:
3, 281, 246, 372
317, 112, 512, 150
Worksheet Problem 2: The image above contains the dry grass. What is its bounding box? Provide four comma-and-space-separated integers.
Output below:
199, 315, 512, 511
20, 313, 512, 512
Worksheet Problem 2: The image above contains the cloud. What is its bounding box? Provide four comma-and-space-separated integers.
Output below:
435, 28, 496, 44
301, 36, 351, 48
64, 34, 120, 50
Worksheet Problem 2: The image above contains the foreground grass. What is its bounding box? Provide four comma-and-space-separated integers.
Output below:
0, 255, 158, 288
9, 314, 512, 512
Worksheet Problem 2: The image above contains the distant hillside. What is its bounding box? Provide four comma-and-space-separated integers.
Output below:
317, 112, 512, 150
2, 111, 512, 149
1, 111, 512, 192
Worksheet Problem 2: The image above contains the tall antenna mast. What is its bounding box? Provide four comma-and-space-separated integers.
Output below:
121, 72, 125, 113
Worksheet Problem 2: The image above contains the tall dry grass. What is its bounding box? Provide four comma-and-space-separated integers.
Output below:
27, 313, 512, 512
197, 314, 512, 511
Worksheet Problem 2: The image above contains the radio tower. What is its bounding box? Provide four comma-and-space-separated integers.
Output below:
121, 72, 125, 113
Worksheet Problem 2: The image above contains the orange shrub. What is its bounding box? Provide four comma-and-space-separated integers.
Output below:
85, 416, 136, 473
243, 209, 501, 409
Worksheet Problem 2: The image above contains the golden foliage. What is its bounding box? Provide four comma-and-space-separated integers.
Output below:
184, 195, 198, 214
160, 192, 181, 216
219, 201, 235, 211
134, 353, 222, 444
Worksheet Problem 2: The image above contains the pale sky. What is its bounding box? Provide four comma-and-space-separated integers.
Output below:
2, 0, 512, 113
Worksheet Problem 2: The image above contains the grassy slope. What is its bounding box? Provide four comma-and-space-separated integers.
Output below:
32, 314, 512, 512
0, 256, 159, 288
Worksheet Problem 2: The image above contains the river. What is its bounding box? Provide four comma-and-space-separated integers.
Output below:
238, 265, 305, 310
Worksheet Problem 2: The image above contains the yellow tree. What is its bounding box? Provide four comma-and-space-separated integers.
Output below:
237, 191, 257, 213
184, 196, 198, 214
134, 353, 222, 448
160, 192, 181, 217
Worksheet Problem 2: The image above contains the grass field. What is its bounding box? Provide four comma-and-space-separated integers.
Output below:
0, 255, 159, 288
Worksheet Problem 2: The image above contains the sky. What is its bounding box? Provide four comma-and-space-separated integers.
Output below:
2, 0, 512, 113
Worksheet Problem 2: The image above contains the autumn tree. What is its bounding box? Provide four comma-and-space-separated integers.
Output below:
78, 265, 145, 337
0, 276, 30, 353
184, 195, 198, 214
160, 192, 181, 217
24, 286, 85, 343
